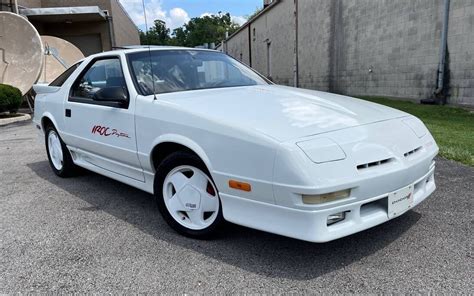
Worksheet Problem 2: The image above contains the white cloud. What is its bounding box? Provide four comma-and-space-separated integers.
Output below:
168, 7, 190, 30
200, 12, 212, 18
119, 0, 189, 30
231, 15, 247, 26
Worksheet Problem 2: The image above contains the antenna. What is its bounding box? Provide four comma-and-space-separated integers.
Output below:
141, 0, 157, 100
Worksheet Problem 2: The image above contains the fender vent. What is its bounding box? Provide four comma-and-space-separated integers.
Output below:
404, 146, 422, 157
357, 158, 394, 170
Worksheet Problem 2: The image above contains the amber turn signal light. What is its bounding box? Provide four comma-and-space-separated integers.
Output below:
229, 180, 251, 192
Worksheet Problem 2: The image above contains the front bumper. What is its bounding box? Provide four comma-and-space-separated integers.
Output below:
220, 164, 435, 243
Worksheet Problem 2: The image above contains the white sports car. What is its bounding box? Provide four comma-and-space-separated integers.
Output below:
33, 47, 438, 242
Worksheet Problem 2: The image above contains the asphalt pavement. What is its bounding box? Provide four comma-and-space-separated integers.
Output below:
1, 121, 472, 293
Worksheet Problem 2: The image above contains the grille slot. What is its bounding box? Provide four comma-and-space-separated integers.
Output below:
404, 146, 422, 157
357, 158, 394, 170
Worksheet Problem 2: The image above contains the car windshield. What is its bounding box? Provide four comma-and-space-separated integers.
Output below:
127, 50, 269, 95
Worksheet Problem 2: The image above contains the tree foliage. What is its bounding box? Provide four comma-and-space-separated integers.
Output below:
140, 20, 170, 45
141, 12, 240, 47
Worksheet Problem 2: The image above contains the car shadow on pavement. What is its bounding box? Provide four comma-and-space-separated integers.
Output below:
28, 160, 421, 281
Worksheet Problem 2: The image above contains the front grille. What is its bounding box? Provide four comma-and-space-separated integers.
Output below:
404, 146, 422, 157
357, 158, 394, 170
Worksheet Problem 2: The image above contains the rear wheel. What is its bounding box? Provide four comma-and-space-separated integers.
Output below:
45, 125, 77, 177
154, 151, 223, 238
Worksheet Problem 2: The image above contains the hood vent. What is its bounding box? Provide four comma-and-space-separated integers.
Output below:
404, 146, 422, 158
357, 158, 394, 170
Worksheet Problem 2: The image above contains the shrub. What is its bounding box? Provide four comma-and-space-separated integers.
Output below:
0, 84, 22, 113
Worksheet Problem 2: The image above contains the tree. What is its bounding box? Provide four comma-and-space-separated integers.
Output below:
173, 12, 240, 47
141, 12, 241, 47
165, 27, 183, 46
140, 19, 170, 45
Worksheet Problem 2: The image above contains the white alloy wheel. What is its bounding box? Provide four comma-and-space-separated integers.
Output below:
47, 130, 64, 171
162, 165, 220, 230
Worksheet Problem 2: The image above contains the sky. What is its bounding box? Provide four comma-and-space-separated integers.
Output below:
118, 0, 263, 31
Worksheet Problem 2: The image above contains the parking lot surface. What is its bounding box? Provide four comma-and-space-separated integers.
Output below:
1, 122, 473, 293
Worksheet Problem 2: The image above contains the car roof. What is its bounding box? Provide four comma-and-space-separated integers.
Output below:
88, 46, 221, 58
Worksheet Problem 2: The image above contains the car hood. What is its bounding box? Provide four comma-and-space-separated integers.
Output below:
160, 85, 408, 142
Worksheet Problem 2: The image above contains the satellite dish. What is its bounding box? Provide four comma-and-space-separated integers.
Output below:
40, 36, 85, 84
0, 12, 43, 95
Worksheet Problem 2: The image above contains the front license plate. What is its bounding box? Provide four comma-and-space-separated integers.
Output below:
388, 185, 414, 219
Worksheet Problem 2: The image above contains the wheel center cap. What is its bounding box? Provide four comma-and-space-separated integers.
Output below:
178, 185, 201, 210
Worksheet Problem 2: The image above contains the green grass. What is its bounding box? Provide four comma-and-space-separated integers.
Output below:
359, 97, 474, 167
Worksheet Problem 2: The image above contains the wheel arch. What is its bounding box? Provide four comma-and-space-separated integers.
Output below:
149, 134, 213, 174
40, 113, 59, 132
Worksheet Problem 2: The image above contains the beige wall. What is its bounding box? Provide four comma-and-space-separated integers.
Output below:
110, 0, 140, 46
40, 0, 112, 10
18, 0, 139, 54
34, 21, 111, 53
17, 0, 42, 8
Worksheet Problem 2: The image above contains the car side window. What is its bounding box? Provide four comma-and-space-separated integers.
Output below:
71, 58, 127, 100
49, 62, 82, 87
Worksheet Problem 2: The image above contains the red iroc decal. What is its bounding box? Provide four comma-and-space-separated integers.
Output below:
91, 125, 130, 138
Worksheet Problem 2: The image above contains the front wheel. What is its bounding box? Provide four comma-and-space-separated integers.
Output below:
154, 151, 223, 239
45, 125, 77, 177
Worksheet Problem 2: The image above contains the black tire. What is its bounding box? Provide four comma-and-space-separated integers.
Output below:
44, 125, 77, 178
154, 151, 224, 239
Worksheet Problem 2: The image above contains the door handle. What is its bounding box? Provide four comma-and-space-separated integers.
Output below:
65, 109, 71, 117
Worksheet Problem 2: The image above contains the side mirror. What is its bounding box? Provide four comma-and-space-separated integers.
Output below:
92, 87, 128, 104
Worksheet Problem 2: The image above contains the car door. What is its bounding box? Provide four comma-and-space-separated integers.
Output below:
64, 55, 144, 182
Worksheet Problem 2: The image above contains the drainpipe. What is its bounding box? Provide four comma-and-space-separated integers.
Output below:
434, 0, 450, 100
248, 25, 252, 67
105, 11, 116, 50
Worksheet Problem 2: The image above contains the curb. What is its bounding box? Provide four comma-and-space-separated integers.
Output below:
0, 113, 31, 126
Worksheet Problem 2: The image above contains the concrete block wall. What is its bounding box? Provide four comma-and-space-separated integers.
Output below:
225, 28, 251, 66
328, 0, 443, 101
223, 0, 474, 106
447, 0, 474, 105
250, 0, 295, 85
297, 0, 332, 91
